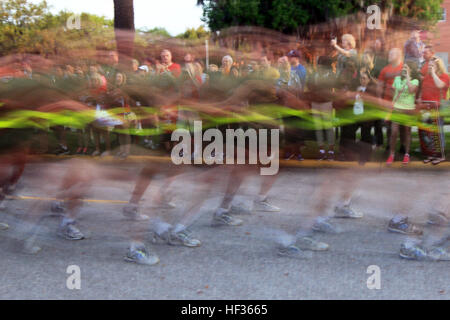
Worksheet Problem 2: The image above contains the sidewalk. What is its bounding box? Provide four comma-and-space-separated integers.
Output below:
35, 154, 450, 170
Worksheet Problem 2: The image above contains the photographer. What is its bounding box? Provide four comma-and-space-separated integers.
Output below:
418, 46, 449, 165
386, 62, 420, 165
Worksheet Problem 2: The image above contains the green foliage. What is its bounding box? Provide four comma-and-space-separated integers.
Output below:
0, 0, 115, 55
138, 27, 172, 38
176, 25, 210, 39
199, 0, 444, 34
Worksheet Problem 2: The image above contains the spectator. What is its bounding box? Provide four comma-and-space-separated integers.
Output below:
386, 62, 420, 165
308, 56, 336, 160
340, 70, 378, 163
220, 55, 239, 78
419, 46, 449, 165
157, 49, 181, 78
404, 30, 425, 67
257, 55, 280, 82
377, 48, 404, 153
287, 50, 306, 91
331, 34, 358, 77
277, 56, 305, 161
371, 38, 388, 79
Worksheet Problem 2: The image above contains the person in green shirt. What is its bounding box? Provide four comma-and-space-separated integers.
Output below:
386, 62, 419, 165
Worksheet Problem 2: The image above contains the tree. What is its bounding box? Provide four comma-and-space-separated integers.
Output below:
176, 26, 210, 40
198, 0, 444, 35
138, 27, 172, 38
0, 0, 115, 55
113, 0, 135, 69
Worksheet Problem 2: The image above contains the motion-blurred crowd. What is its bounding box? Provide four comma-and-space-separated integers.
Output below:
1, 29, 448, 164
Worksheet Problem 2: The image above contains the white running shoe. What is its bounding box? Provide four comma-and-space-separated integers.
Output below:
253, 198, 280, 212
296, 236, 329, 251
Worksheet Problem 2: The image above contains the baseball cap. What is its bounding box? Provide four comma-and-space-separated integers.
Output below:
138, 65, 149, 72
287, 50, 301, 58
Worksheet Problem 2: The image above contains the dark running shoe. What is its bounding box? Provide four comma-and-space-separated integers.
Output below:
58, 223, 85, 240
388, 216, 423, 235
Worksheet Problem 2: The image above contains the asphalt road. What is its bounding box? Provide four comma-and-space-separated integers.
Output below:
0, 159, 449, 300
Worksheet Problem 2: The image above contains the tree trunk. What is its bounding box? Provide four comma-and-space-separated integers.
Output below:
113, 0, 135, 70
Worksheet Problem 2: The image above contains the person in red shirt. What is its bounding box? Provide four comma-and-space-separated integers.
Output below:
418, 46, 449, 164
420, 46, 449, 103
157, 49, 181, 77
378, 48, 403, 101
156, 49, 182, 151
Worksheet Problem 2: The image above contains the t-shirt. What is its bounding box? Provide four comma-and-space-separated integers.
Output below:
392, 76, 419, 110
291, 64, 307, 87
337, 49, 357, 75
158, 63, 181, 78
420, 62, 450, 102
378, 63, 403, 100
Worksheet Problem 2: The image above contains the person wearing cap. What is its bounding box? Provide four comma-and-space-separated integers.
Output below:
287, 50, 306, 91
138, 65, 149, 74
404, 30, 425, 67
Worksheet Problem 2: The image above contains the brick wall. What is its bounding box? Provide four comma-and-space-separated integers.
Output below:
432, 0, 450, 69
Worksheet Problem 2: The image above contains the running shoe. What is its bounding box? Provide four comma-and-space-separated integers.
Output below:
91, 150, 101, 157
22, 237, 41, 254
402, 154, 410, 165
122, 204, 149, 221
427, 211, 449, 226
51, 201, 66, 214
296, 236, 329, 251
432, 158, 445, 165
327, 151, 335, 161
312, 217, 340, 234
56, 144, 70, 156
284, 152, 294, 160
428, 247, 450, 261
277, 245, 310, 259
168, 229, 202, 247
318, 150, 327, 161
124, 246, 159, 265
212, 209, 243, 226
296, 153, 304, 161
254, 198, 280, 212
386, 154, 394, 165
399, 242, 427, 260
0, 222, 9, 230
334, 205, 363, 218
388, 216, 423, 235
101, 151, 111, 157
58, 223, 85, 240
